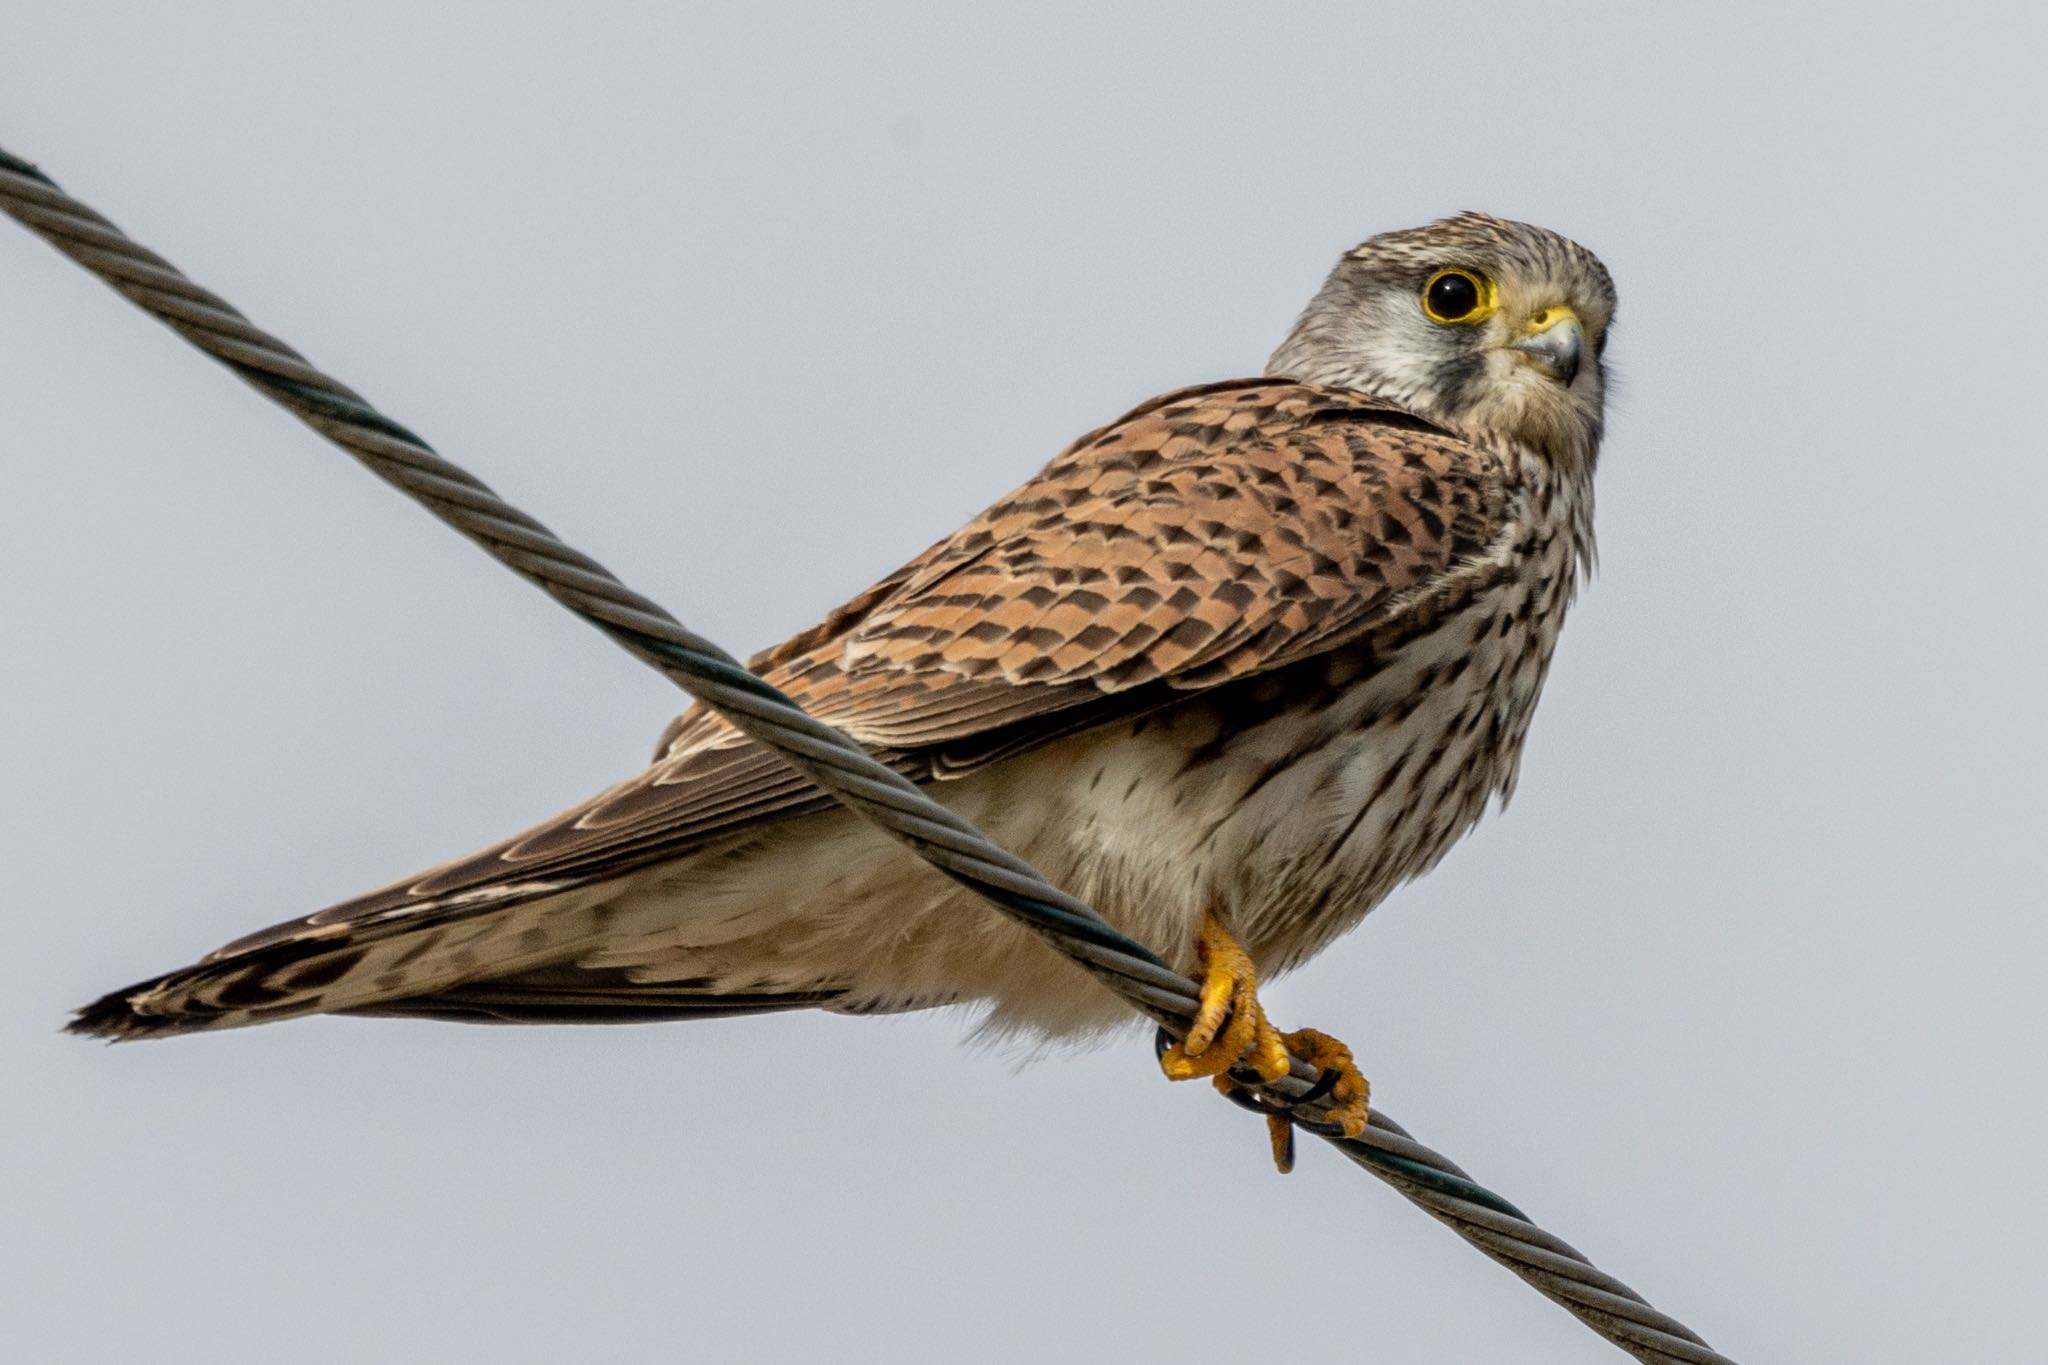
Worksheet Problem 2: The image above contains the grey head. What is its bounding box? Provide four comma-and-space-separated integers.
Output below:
1268, 212, 1617, 466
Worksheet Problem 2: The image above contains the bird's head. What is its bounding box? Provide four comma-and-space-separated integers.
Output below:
1267, 212, 1616, 467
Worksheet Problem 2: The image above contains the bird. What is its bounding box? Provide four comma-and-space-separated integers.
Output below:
72, 212, 1614, 1166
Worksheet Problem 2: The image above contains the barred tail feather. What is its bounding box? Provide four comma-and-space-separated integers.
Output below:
68, 881, 620, 1040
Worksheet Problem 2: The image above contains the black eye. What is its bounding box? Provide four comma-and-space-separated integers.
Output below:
1422, 269, 1493, 324
1428, 273, 1478, 318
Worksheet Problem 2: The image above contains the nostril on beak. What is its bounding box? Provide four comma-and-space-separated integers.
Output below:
1508, 312, 1585, 387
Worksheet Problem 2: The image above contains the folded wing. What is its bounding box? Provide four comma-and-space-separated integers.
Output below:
73, 380, 1511, 1036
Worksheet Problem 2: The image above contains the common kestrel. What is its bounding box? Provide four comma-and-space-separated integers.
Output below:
74, 213, 1615, 1158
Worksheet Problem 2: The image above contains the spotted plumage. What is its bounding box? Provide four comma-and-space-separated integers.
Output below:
73, 212, 1615, 1048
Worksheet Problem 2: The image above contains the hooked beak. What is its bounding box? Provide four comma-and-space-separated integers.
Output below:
1507, 307, 1585, 386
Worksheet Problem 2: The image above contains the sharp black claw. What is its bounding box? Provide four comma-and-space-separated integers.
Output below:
1296, 1065, 1342, 1106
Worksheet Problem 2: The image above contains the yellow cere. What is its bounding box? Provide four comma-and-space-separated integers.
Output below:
1517, 306, 1578, 336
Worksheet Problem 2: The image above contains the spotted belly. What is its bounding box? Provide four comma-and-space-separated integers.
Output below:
1043, 572, 1570, 980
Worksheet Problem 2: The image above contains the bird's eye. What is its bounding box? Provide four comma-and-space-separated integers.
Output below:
1421, 269, 1497, 325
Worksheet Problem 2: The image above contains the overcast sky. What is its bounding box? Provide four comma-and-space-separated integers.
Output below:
5, 4, 2043, 1362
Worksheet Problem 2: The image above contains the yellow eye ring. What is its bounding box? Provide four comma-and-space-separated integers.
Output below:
1421, 269, 1500, 325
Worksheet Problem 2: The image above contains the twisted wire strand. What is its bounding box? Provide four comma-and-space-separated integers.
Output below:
1, 145, 1732, 1365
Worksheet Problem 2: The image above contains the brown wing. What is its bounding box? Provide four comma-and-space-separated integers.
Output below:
101, 381, 1512, 1022
778, 380, 1509, 755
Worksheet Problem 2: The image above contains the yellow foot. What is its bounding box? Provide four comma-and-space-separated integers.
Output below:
1159, 912, 1290, 1085
1283, 1027, 1371, 1136
1236, 1030, 1371, 1174
1158, 915, 1373, 1174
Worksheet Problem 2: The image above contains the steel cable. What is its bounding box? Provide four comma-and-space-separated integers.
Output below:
1, 144, 1733, 1365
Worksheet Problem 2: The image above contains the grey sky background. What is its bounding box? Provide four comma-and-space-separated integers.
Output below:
4, 4, 2042, 1361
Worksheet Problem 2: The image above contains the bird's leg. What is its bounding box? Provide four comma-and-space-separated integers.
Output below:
1158, 912, 1371, 1173
1159, 911, 1291, 1084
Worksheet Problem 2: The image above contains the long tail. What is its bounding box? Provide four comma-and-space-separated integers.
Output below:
69, 880, 623, 1040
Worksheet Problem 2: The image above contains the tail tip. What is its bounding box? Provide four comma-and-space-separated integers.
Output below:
67, 990, 176, 1041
